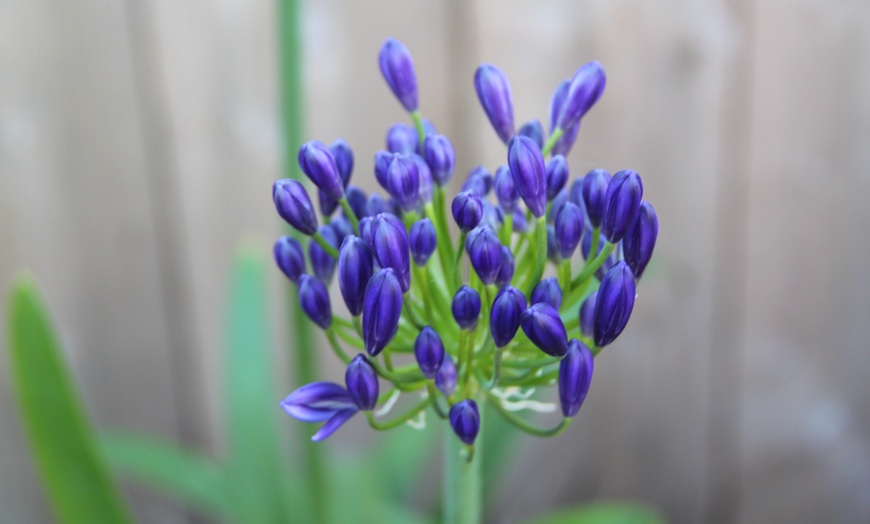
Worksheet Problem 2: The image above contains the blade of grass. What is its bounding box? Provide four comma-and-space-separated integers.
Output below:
522, 501, 667, 524
7, 274, 133, 524
100, 432, 226, 518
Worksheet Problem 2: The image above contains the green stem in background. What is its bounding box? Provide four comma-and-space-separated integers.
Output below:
312, 230, 339, 259
443, 401, 483, 524
411, 110, 427, 148
337, 196, 360, 233
500, 212, 514, 247
541, 127, 564, 157
453, 230, 468, 289
522, 217, 548, 295
557, 260, 572, 296
571, 241, 616, 289
365, 398, 429, 430
427, 383, 449, 419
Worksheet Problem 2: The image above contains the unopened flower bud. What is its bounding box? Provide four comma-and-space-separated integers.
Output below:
274, 236, 306, 283
362, 268, 403, 356
494, 165, 520, 213
593, 261, 636, 347
298, 275, 332, 329
490, 286, 527, 348
622, 201, 658, 279
602, 170, 643, 243
273, 179, 318, 235
531, 277, 562, 310
508, 135, 547, 218
436, 354, 457, 397
452, 191, 484, 232
386, 123, 417, 155
554, 201, 584, 259
409, 218, 437, 266
518, 119, 545, 149
582, 169, 612, 228
461, 166, 493, 197
330, 138, 354, 187
338, 236, 374, 316
546, 224, 559, 262
309, 225, 339, 283
495, 246, 515, 288
414, 326, 445, 379
379, 38, 418, 112
520, 303, 568, 357
559, 339, 594, 417
474, 64, 514, 143
449, 399, 481, 445
331, 216, 353, 243
423, 134, 456, 186
386, 154, 420, 212
366, 193, 389, 217
298, 140, 344, 200
374, 150, 393, 189
319, 189, 338, 217
556, 61, 606, 130
579, 291, 597, 338
546, 155, 569, 201
370, 213, 411, 292
466, 227, 503, 285
512, 208, 529, 233
452, 285, 481, 330
346, 354, 379, 411
549, 79, 581, 156
413, 154, 433, 205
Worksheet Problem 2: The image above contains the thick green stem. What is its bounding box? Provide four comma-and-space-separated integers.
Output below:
571, 241, 616, 289
312, 230, 339, 259
443, 400, 483, 524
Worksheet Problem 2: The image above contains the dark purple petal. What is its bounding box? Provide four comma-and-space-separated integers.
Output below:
344, 185, 368, 220
474, 64, 515, 143
423, 134, 456, 186
461, 166, 492, 196
495, 246, 515, 288
449, 400, 480, 445
371, 213, 411, 292
517, 119, 545, 149
546, 155, 569, 202
452, 285, 481, 330
494, 165, 520, 213
274, 236, 306, 283
298, 140, 344, 200
365, 193, 389, 217
386, 154, 420, 212
338, 236, 374, 316
490, 286, 527, 348
582, 169, 612, 228
452, 191, 484, 232
508, 136, 547, 218
345, 354, 379, 411
602, 170, 644, 243
280, 381, 354, 422
330, 138, 354, 187
386, 123, 418, 155
298, 275, 332, 329
531, 278, 562, 311
414, 326, 445, 379
412, 153, 433, 205
579, 291, 597, 338
622, 201, 658, 279
362, 268, 403, 356
520, 303, 568, 357
318, 189, 338, 217
593, 261, 636, 347
559, 339, 594, 417
331, 216, 353, 243
554, 201, 585, 259
311, 408, 358, 442
273, 179, 318, 235
556, 61, 606, 130
466, 227, 503, 285
308, 225, 339, 283
436, 354, 457, 397
379, 38, 418, 112
409, 218, 437, 266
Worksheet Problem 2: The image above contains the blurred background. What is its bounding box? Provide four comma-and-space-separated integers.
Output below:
2, 0, 870, 522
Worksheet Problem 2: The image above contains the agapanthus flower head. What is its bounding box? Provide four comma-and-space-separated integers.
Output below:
461, 166, 493, 197
280, 382, 358, 441
338, 236, 374, 316
298, 275, 332, 330
452, 285, 481, 330
559, 340, 594, 417
579, 291, 597, 338
466, 226, 503, 285
531, 277, 562, 311
409, 218, 437, 266
436, 353, 457, 397
520, 302, 568, 357
474, 64, 515, 143
273, 179, 318, 235
494, 164, 520, 213
414, 326, 445, 379
274, 236, 306, 283
346, 354, 379, 411
556, 61, 606, 130
490, 285, 527, 348
452, 191, 484, 232
449, 399, 481, 445
602, 170, 644, 243
518, 119, 545, 149
495, 246, 515, 288
386, 154, 421, 212
423, 134, 456, 186
371, 213, 411, 292
386, 123, 418, 155
309, 225, 339, 283
593, 261, 636, 347
379, 38, 418, 112
546, 155, 570, 201
554, 201, 585, 259
582, 168, 612, 228
622, 201, 658, 279
508, 135, 547, 218
362, 268, 403, 356
298, 140, 344, 200
330, 138, 354, 187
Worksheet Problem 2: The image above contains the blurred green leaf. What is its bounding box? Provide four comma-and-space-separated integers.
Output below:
7, 274, 133, 524
224, 243, 287, 523
523, 501, 667, 524
375, 418, 438, 500
100, 432, 226, 518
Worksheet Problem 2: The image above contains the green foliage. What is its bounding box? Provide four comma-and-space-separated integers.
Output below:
524, 501, 667, 524
7, 274, 133, 524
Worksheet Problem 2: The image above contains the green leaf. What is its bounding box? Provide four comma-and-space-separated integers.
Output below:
100, 432, 226, 517
223, 242, 287, 523
6, 274, 133, 524
523, 501, 667, 524
374, 420, 438, 500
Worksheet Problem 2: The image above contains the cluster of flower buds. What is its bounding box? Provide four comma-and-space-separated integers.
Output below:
276, 38, 658, 451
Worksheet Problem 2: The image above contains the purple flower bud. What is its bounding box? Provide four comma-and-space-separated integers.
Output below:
546, 155, 570, 201
494, 165, 519, 213
435, 354, 457, 396
298, 140, 344, 200
466, 227, 503, 285
556, 61, 606, 130
452, 191, 484, 232
298, 275, 332, 329
452, 285, 481, 330
531, 277, 562, 310
280, 381, 355, 423
274, 236, 306, 283
579, 291, 597, 338
582, 169, 612, 228
331, 216, 353, 243
518, 120, 545, 149
318, 189, 338, 217
423, 134, 456, 186
338, 236, 374, 316
330, 139, 354, 187
343, 185, 367, 221
549, 79, 569, 132
379, 38, 418, 112
308, 225, 339, 283
554, 201, 585, 259
548, 79, 581, 155
512, 208, 529, 233
409, 218, 437, 266
520, 303, 568, 357
374, 150, 393, 189
412, 154, 433, 205
386, 154, 420, 212
370, 213, 411, 292
569, 177, 586, 210
474, 64, 515, 143
386, 123, 418, 155
480, 201, 504, 233
273, 179, 318, 235
546, 224, 560, 263
414, 326, 445, 379
602, 170, 644, 243
547, 189, 569, 224
552, 120, 580, 156
508, 136, 547, 218
559, 339, 594, 417
421, 118, 437, 136
495, 246, 515, 288
449, 399, 480, 445
461, 166, 493, 196
362, 268, 403, 356
490, 285, 527, 348
366, 193, 389, 217
593, 261, 636, 347
359, 216, 375, 246
622, 201, 658, 279
345, 354, 379, 411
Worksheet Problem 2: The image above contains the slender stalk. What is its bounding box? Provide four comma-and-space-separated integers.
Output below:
337, 196, 360, 233
522, 217, 548, 295
486, 392, 572, 437
571, 242, 616, 288
541, 127, 564, 157
311, 230, 339, 258
443, 400, 484, 524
